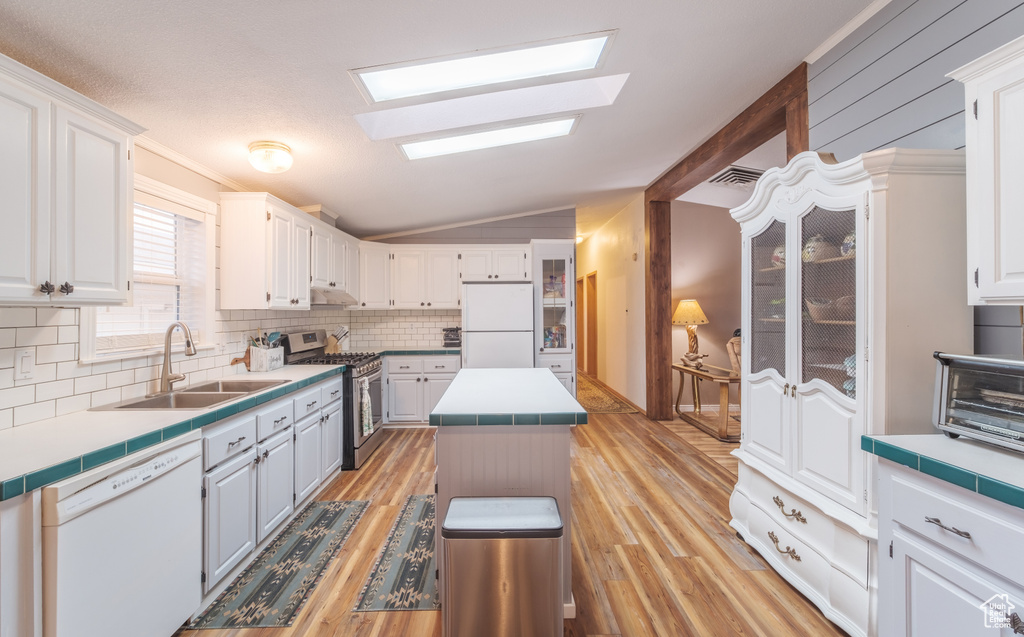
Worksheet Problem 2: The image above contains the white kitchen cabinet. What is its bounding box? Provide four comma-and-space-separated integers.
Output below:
878, 459, 1024, 637
220, 193, 312, 310
0, 54, 142, 306
728, 150, 974, 637
321, 401, 342, 480
459, 246, 531, 282
390, 247, 460, 309
391, 249, 426, 309
358, 241, 390, 309
385, 355, 460, 423
293, 412, 322, 502
203, 448, 257, 592
256, 428, 294, 543
950, 35, 1024, 305
311, 223, 332, 289
533, 240, 577, 392
346, 236, 360, 303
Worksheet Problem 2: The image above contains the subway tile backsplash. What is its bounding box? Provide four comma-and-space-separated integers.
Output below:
0, 305, 461, 430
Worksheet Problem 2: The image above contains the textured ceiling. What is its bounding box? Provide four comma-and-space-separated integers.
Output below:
0, 0, 872, 237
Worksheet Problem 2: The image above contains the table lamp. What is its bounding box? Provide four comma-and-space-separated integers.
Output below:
672, 299, 709, 356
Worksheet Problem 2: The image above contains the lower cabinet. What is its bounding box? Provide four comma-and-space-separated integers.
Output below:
294, 412, 323, 502
256, 428, 294, 543
321, 401, 342, 480
203, 448, 257, 592
385, 355, 460, 423
878, 459, 1024, 636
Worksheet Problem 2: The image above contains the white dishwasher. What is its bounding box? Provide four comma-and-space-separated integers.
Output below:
41, 429, 202, 637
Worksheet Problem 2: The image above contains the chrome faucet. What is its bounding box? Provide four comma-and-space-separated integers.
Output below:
158, 321, 197, 394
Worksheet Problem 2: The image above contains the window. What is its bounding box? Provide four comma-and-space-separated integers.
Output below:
81, 175, 216, 360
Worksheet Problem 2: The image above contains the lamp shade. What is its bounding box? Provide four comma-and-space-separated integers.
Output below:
248, 141, 293, 173
671, 299, 709, 326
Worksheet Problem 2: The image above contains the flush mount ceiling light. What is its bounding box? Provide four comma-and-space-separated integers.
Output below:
248, 141, 293, 173
353, 31, 614, 103
400, 117, 579, 160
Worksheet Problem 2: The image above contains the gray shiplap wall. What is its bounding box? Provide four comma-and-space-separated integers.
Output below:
383, 208, 575, 244
808, 0, 1024, 359
808, 0, 1024, 160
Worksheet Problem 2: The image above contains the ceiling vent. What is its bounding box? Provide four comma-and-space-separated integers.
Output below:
708, 165, 765, 189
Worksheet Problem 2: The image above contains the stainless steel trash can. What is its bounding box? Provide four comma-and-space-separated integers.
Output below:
442, 496, 563, 637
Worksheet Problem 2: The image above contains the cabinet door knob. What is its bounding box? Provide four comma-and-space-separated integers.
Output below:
417, 377, 421, 382
420, 302, 425, 306
494, 275, 499, 279
488, 275, 493, 279
427, 302, 431, 307
262, 450, 269, 460
362, 302, 366, 306
39, 281, 55, 295
59, 281, 74, 295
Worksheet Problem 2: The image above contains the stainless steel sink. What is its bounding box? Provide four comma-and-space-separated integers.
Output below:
181, 379, 288, 393
92, 392, 247, 411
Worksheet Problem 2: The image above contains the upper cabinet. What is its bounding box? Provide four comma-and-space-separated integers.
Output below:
0, 53, 143, 305
950, 35, 1024, 305
460, 246, 531, 282
309, 216, 357, 303
220, 193, 312, 310
390, 247, 460, 309
358, 242, 390, 309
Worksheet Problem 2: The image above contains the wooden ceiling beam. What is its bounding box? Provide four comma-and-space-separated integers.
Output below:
643, 63, 808, 422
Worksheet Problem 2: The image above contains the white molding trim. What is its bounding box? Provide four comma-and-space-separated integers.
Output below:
135, 136, 250, 193
134, 174, 218, 217
804, 0, 896, 65
362, 205, 575, 241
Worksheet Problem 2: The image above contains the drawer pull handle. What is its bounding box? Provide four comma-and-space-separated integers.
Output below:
1009, 612, 1024, 634
227, 436, 246, 447
307, 400, 318, 409
925, 516, 971, 539
331, 390, 340, 397
435, 365, 444, 368
773, 496, 807, 524
274, 417, 287, 425
400, 365, 410, 369
767, 531, 801, 561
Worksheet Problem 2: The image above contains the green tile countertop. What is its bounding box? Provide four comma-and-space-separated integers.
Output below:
0, 365, 346, 501
429, 368, 587, 427
863, 434, 1024, 511
378, 349, 460, 356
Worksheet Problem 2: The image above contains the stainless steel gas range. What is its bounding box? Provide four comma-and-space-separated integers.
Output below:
282, 330, 384, 469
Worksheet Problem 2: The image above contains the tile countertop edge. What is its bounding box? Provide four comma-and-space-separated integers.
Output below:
378, 349, 460, 356
863, 434, 1024, 512
0, 365, 346, 502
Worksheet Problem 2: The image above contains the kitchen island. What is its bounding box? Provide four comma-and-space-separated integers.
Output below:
431, 368, 586, 619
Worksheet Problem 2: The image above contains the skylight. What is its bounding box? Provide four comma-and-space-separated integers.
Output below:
400, 117, 579, 160
354, 32, 612, 102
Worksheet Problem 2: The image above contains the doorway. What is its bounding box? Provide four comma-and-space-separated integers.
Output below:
585, 272, 598, 376
576, 277, 584, 371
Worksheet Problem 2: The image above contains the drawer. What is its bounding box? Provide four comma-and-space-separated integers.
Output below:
747, 501, 830, 600
423, 355, 460, 373
388, 357, 422, 374
744, 465, 868, 586
257, 399, 294, 442
203, 413, 257, 470
321, 378, 344, 406
537, 355, 573, 373
293, 387, 322, 421
890, 469, 1024, 578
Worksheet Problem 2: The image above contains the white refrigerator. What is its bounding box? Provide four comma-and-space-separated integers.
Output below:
461, 282, 534, 368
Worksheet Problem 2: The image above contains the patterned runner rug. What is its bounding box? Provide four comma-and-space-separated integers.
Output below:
189, 500, 368, 629
577, 374, 638, 414
354, 494, 439, 611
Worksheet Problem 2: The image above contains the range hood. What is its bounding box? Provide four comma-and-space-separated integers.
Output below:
310, 286, 358, 306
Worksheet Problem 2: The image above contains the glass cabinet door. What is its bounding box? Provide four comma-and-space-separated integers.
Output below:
540, 258, 570, 352
750, 220, 787, 377
800, 206, 857, 398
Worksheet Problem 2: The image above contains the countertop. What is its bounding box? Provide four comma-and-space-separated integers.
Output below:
430, 368, 586, 426
864, 433, 1024, 510
0, 365, 345, 501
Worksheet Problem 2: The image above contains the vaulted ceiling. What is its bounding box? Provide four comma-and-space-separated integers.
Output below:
0, 0, 873, 237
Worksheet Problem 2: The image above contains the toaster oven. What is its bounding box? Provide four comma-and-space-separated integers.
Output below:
934, 351, 1024, 452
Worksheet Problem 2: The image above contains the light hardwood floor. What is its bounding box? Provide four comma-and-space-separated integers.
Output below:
176, 414, 845, 637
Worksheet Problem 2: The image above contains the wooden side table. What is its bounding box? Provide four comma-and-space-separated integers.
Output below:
672, 363, 741, 442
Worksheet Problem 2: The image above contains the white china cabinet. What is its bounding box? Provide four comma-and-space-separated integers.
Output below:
532, 240, 576, 395
729, 149, 973, 637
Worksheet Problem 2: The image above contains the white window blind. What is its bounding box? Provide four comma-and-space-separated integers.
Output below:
94, 203, 206, 353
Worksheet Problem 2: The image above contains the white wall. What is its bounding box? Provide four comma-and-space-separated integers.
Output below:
576, 193, 647, 410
